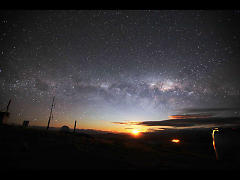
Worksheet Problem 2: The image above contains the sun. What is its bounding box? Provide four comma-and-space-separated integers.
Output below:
131, 129, 140, 136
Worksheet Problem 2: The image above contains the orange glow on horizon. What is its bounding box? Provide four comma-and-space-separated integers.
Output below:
171, 139, 180, 143
131, 129, 140, 136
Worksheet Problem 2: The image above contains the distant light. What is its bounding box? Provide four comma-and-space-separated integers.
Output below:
171, 139, 180, 143
212, 129, 219, 160
131, 129, 140, 136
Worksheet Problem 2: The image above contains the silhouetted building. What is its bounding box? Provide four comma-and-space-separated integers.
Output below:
22, 121, 29, 127
60, 125, 70, 133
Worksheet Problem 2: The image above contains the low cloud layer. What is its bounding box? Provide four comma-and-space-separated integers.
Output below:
137, 117, 240, 129
168, 114, 212, 119
113, 112, 240, 130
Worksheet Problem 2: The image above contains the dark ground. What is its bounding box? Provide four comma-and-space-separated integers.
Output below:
0, 125, 239, 171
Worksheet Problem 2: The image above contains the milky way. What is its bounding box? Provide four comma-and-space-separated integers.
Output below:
0, 10, 240, 130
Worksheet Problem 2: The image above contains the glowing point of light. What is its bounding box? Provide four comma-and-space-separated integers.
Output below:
131, 129, 140, 136
212, 128, 219, 160
171, 139, 180, 143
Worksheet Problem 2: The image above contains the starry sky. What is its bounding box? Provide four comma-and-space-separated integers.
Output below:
1, 10, 240, 132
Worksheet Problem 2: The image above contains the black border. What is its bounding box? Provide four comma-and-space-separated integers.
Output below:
1, 0, 240, 10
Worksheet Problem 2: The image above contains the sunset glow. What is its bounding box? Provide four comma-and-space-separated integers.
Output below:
131, 129, 140, 136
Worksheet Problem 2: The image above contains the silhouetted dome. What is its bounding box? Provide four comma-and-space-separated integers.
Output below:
60, 125, 70, 133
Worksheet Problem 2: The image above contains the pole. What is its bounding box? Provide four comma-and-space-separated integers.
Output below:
73, 120, 77, 133
6, 99, 11, 112
47, 96, 55, 130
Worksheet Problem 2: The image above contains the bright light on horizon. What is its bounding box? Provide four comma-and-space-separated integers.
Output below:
131, 129, 140, 136
171, 139, 180, 143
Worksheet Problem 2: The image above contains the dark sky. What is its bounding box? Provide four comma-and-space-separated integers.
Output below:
1, 10, 240, 131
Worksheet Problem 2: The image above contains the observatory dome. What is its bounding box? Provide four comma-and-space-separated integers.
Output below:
60, 125, 70, 133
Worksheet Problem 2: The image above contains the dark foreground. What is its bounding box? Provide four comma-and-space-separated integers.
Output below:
0, 125, 239, 171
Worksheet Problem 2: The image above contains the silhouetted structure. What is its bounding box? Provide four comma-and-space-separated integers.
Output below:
60, 125, 70, 133
0, 99, 11, 125
22, 121, 29, 127
46, 96, 55, 130
73, 120, 77, 133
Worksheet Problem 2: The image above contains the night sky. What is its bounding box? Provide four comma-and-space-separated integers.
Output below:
1, 10, 240, 132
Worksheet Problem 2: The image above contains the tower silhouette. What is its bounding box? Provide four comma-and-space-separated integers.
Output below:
46, 96, 55, 130
73, 120, 77, 133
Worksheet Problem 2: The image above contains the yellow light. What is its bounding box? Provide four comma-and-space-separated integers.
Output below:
212, 129, 219, 160
131, 129, 140, 136
171, 139, 180, 143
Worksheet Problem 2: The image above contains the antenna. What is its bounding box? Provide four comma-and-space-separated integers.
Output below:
46, 96, 55, 130
73, 120, 77, 133
6, 99, 11, 112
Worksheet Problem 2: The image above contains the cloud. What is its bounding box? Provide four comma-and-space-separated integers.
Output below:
137, 117, 240, 129
112, 112, 240, 130
169, 114, 212, 119
112, 121, 139, 125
